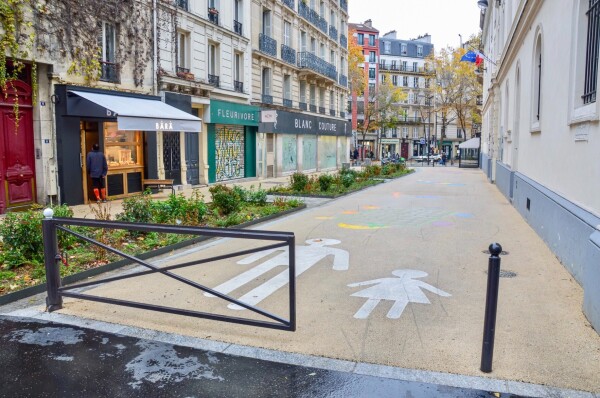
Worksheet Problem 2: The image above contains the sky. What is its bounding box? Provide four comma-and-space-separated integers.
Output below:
348, 0, 481, 51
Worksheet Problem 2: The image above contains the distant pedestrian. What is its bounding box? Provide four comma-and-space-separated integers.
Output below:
441, 153, 447, 166
87, 143, 108, 203
353, 148, 359, 162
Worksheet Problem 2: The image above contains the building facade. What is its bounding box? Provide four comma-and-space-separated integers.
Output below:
251, 0, 351, 177
480, 0, 600, 332
378, 32, 434, 159
348, 20, 379, 159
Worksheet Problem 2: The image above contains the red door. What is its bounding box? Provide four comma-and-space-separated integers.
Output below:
401, 142, 409, 159
0, 80, 36, 213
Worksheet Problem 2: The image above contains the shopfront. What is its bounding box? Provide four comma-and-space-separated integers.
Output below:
258, 109, 351, 176
206, 100, 259, 183
381, 138, 400, 158
54, 85, 201, 205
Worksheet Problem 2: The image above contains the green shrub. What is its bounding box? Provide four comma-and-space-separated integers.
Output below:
117, 192, 154, 224
318, 174, 334, 192
382, 165, 394, 175
244, 185, 268, 205
341, 173, 355, 188
209, 184, 241, 215
290, 172, 309, 192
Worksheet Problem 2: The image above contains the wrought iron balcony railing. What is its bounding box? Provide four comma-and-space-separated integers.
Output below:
379, 63, 427, 73
395, 116, 422, 124
283, 98, 293, 108
329, 109, 335, 116
259, 33, 277, 57
319, 106, 326, 114
100, 61, 120, 83
234, 20, 242, 35
329, 25, 338, 41
234, 80, 244, 93
340, 111, 346, 118
177, 0, 188, 11
283, 0, 295, 9
176, 66, 190, 74
299, 102, 307, 111
340, 0, 348, 13
340, 34, 347, 49
338, 74, 347, 87
208, 8, 219, 25
297, 52, 337, 81
208, 74, 220, 87
298, 1, 328, 34
309, 104, 317, 112
281, 44, 296, 65
262, 94, 274, 104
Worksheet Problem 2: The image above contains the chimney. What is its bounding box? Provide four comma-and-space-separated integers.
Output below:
364, 19, 372, 28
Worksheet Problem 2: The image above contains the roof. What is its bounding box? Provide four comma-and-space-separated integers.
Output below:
379, 38, 434, 58
348, 22, 379, 33
459, 137, 480, 149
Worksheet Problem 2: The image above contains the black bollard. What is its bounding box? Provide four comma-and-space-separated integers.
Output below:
42, 215, 63, 312
480, 242, 502, 373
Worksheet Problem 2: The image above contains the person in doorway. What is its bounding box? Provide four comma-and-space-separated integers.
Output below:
87, 143, 108, 203
441, 152, 447, 166
353, 148, 359, 162
369, 150, 374, 160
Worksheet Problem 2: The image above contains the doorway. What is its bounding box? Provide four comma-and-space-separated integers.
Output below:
163, 131, 182, 184
81, 121, 100, 204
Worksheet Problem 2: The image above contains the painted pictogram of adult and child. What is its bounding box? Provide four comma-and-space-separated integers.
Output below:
204, 238, 450, 319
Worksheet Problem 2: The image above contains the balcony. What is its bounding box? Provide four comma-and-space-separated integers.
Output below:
100, 61, 119, 83
208, 74, 220, 87
297, 52, 337, 82
340, 111, 346, 118
329, 25, 338, 41
262, 94, 273, 104
259, 33, 277, 57
338, 74, 347, 87
329, 109, 335, 116
340, 0, 348, 13
234, 80, 244, 93
396, 116, 422, 124
234, 20, 242, 35
340, 34, 347, 49
299, 102, 307, 111
298, 1, 328, 34
208, 8, 219, 25
379, 63, 426, 73
281, 44, 296, 65
310, 104, 317, 112
177, 0, 188, 11
283, 0, 295, 9
283, 98, 293, 108
319, 106, 326, 114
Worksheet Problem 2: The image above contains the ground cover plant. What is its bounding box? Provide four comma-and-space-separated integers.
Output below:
270, 164, 412, 196
0, 186, 302, 296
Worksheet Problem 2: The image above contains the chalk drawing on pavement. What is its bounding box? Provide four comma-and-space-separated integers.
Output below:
348, 269, 451, 319
204, 238, 349, 310
338, 222, 388, 230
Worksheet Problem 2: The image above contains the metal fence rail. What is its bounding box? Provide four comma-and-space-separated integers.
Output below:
43, 215, 296, 331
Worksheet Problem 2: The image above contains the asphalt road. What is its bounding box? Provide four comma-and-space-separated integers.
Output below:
8, 167, 600, 395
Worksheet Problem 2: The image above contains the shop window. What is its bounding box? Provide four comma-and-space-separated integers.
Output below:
104, 122, 142, 167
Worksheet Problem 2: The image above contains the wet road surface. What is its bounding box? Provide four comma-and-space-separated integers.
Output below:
0, 316, 531, 398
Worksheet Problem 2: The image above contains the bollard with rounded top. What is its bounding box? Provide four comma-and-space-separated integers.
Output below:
480, 242, 502, 373
42, 208, 63, 311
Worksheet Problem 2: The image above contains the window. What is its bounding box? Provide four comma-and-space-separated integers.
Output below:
402, 127, 408, 138
402, 61, 407, 70
262, 9, 271, 36
369, 34, 375, 46
320, 43, 325, 59
330, 91, 334, 109
583, 0, 600, 104
262, 68, 271, 95
208, 42, 219, 76
380, 74, 385, 83
99, 21, 118, 82
413, 77, 419, 88
330, 50, 335, 65
330, 10, 335, 26
403, 76, 408, 86
319, 87, 325, 107
320, 1, 325, 16
310, 84, 316, 105
104, 123, 142, 167
369, 51, 376, 63
339, 94, 344, 113
369, 68, 375, 79
300, 80, 306, 103
425, 78, 430, 88
284, 75, 291, 100
413, 127, 418, 138
533, 33, 542, 122
234, 0, 242, 34
408, 93, 414, 104
368, 83, 375, 93
383, 41, 391, 54
234, 52, 242, 82
401, 43, 407, 54
417, 45, 423, 57
283, 20, 292, 46
311, 37, 316, 54
380, 59, 386, 68
300, 31, 307, 52
413, 62, 418, 71
177, 31, 189, 69
391, 60, 396, 69
357, 33, 364, 45
392, 75, 398, 86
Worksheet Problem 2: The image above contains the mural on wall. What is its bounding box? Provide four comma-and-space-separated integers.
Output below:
282, 135, 297, 172
215, 126, 245, 181
302, 135, 317, 171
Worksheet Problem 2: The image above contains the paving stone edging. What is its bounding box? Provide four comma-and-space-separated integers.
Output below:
0, 204, 306, 306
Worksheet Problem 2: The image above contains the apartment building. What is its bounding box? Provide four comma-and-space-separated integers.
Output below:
378, 32, 434, 159
479, 0, 600, 331
252, 0, 351, 177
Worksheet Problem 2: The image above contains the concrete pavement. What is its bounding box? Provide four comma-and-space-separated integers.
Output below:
5, 166, 600, 395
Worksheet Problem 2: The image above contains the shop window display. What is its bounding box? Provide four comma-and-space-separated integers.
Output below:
104, 122, 142, 167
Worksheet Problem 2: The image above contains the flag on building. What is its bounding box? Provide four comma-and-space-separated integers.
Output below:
461, 51, 483, 66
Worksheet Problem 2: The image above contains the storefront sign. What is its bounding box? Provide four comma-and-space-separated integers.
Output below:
259, 109, 352, 136
381, 139, 399, 144
210, 100, 259, 126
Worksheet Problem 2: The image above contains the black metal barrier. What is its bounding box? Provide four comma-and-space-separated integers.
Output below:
42, 212, 296, 331
480, 242, 502, 372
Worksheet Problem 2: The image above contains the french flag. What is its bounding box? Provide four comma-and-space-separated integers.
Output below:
461, 51, 484, 66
